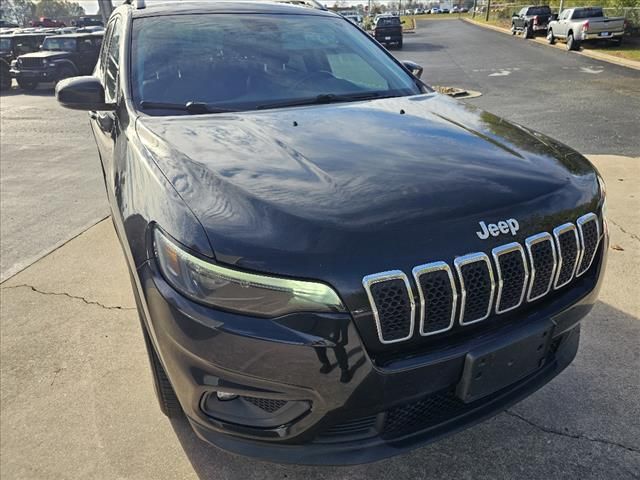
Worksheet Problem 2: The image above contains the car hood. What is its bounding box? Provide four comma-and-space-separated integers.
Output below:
19, 50, 70, 59
137, 94, 599, 302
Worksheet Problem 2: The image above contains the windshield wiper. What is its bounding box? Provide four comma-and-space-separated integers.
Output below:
255, 92, 389, 111
139, 101, 236, 115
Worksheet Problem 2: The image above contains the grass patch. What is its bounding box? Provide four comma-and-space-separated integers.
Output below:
582, 38, 640, 62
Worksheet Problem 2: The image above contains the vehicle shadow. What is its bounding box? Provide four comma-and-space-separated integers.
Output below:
399, 41, 445, 53
170, 300, 640, 479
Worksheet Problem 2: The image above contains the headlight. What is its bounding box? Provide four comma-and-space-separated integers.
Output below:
154, 228, 346, 317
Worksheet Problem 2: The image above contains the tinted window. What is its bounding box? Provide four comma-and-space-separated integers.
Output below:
131, 13, 421, 114
527, 6, 551, 15
377, 17, 401, 26
42, 37, 76, 51
572, 8, 604, 19
0, 38, 10, 51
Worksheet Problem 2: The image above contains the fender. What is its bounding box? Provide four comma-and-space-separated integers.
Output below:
49, 58, 79, 75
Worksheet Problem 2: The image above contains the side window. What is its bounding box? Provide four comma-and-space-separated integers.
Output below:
104, 17, 122, 103
95, 22, 113, 77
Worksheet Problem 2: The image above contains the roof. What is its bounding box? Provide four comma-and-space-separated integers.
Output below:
48, 32, 104, 39
124, 1, 335, 18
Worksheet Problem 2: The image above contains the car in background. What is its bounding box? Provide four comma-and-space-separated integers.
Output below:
373, 14, 404, 48
11, 32, 103, 90
31, 17, 66, 28
441, 8, 450, 14
511, 5, 553, 38
547, 7, 625, 50
430, 8, 441, 14
73, 17, 104, 28
0, 32, 49, 89
344, 14, 364, 28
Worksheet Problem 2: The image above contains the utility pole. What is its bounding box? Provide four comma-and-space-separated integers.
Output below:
97, 0, 114, 24
485, 0, 491, 21
472, 0, 477, 18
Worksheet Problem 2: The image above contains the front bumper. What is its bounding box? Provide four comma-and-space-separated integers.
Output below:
10, 67, 57, 82
135, 236, 607, 465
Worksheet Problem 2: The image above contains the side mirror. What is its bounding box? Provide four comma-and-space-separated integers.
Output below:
56, 76, 115, 111
402, 60, 424, 79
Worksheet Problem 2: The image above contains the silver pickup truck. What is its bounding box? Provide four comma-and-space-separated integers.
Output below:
547, 7, 625, 50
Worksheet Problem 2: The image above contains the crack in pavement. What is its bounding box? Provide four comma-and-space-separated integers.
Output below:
609, 218, 640, 244
505, 410, 640, 454
2, 284, 136, 311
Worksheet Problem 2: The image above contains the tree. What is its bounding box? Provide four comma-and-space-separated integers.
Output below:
34, 0, 85, 19
1, 0, 36, 26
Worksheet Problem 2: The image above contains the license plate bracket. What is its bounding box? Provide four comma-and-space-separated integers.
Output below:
456, 320, 554, 403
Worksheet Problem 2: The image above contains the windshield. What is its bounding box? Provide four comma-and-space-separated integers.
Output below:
131, 13, 422, 115
42, 37, 76, 51
0, 38, 10, 51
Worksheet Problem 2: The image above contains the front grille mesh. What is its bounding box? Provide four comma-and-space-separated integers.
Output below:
555, 226, 579, 288
494, 247, 527, 312
577, 215, 600, 277
416, 268, 455, 334
459, 259, 493, 324
242, 397, 287, 413
363, 213, 601, 345
19, 58, 43, 68
528, 237, 556, 300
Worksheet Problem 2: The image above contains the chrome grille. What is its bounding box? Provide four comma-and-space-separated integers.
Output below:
553, 223, 581, 289
412, 262, 457, 335
362, 271, 415, 344
362, 212, 602, 345
492, 243, 529, 314
525, 233, 557, 302
455, 253, 495, 326
576, 213, 601, 277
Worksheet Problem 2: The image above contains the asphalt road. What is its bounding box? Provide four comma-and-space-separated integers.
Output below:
396, 19, 640, 156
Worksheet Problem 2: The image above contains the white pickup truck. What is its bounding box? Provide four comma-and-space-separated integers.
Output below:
547, 7, 625, 50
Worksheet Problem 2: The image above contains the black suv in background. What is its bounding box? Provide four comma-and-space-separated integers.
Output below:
0, 32, 49, 89
57, 0, 607, 465
373, 14, 404, 48
11, 32, 102, 90
511, 5, 553, 38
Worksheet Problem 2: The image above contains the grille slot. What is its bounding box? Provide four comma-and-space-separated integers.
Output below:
525, 233, 557, 302
318, 415, 379, 441
576, 213, 601, 277
19, 57, 43, 68
362, 271, 415, 344
455, 253, 495, 326
242, 396, 288, 413
553, 223, 581, 289
492, 243, 529, 314
412, 262, 457, 336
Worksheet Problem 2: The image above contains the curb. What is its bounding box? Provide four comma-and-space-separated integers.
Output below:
461, 18, 640, 71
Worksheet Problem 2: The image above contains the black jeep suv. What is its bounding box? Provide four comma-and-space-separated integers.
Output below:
11, 32, 102, 90
56, 1, 607, 465
0, 32, 49, 89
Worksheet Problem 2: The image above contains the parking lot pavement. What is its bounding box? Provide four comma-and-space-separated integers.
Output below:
395, 20, 640, 157
0, 85, 109, 282
1, 154, 638, 478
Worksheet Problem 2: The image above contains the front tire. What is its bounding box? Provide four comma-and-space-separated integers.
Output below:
17, 79, 38, 90
547, 29, 556, 45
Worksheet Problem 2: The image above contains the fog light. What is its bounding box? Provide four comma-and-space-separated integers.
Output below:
216, 391, 238, 401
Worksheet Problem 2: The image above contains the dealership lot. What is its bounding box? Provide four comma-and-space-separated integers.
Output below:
1, 18, 639, 480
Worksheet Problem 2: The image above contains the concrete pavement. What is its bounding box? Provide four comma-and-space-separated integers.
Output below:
1, 155, 638, 480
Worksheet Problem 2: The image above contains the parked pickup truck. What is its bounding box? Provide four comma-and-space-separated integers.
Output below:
511, 5, 553, 38
547, 7, 625, 50
372, 15, 403, 48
